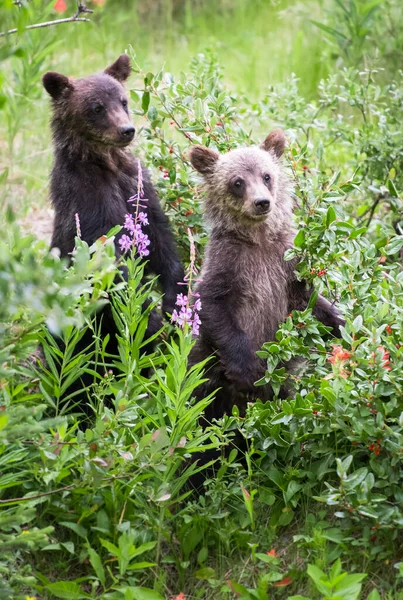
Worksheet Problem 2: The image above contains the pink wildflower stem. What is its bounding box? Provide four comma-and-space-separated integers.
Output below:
75, 213, 81, 238
134, 159, 143, 223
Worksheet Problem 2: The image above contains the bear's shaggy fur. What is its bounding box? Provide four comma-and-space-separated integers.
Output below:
43, 55, 184, 406
189, 130, 344, 421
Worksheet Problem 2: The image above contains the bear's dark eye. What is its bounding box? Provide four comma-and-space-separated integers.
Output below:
230, 178, 245, 197
121, 99, 128, 108
91, 103, 104, 115
264, 174, 271, 184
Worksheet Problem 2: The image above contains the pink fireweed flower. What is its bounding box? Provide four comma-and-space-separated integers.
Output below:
133, 224, 150, 258
121, 161, 150, 258
119, 234, 134, 253
138, 212, 149, 225
191, 312, 201, 336
193, 296, 202, 312
171, 302, 202, 334
175, 306, 193, 327
171, 228, 202, 335
176, 294, 188, 307
124, 214, 136, 233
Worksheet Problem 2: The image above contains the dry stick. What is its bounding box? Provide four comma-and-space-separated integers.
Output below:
0, 2, 93, 37
0, 474, 132, 505
363, 193, 387, 226
0, 483, 75, 504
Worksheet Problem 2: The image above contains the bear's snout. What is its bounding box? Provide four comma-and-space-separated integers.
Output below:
119, 124, 135, 142
254, 198, 271, 214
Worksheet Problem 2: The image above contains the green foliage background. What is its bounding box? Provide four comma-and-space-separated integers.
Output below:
0, 1, 403, 599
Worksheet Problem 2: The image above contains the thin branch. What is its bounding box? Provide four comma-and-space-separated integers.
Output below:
13, 0, 33, 6
0, 475, 133, 505
0, 484, 75, 504
0, 2, 93, 37
73, 1, 93, 19
357, 193, 388, 227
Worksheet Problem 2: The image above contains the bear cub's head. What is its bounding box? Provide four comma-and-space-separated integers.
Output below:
189, 130, 292, 227
43, 55, 134, 148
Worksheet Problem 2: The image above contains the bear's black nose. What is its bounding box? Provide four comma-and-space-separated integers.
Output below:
254, 198, 271, 213
119, 125, 135, 141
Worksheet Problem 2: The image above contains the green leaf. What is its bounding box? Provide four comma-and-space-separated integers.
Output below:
326, 205, 337, 226
278, 507, 294, 526
385, 236, 403, 255
61, 541, 75, 554
284, 480, 303, 504
307, 564, 332, 595
148, 106, 158, 121
0, 414, 8, 432
334, 573, 367, 599
194, 567, 216, 579
100, 538, 120, 556
127, 562, 156, 570
227, 581, 250, 596
308, 290, 319, 310
131, 541, 157, 558
367, 590, 381, 600
197, 546, 208, 564
60, 522, 87, 539
142, 91, 150, 113
46, 581, 89, 599
387, 179, 398, 197
121, 587, 164, 600
88, 547, 105, 586
351, 315, 363, 332
320, 380, 336, 407
0, 168, 9, 185
311, 19, 348, 39
294, 229, 305, 248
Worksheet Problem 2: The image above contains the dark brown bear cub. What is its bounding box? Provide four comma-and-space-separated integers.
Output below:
43, 55, 184, 408
189, 130, 344, 421
43, 55, 183, 313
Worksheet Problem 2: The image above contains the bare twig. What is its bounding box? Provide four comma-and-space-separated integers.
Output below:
366, 195, 382, 227
0, 474, 133, 505
0, 1, 93, 37
0, 483, 75, 504
13, 0, 33, 6
73, 1, 93, 19
357, 193, 388, 226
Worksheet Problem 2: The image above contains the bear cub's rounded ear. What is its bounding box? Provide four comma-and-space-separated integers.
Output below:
261, 129, 286, 158
104, 54, 131, 83
42, 72, 73, 99
189, 145, 219, 175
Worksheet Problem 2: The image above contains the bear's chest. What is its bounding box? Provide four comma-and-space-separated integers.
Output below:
235, 246, 290, 347
99, 170, 140, 222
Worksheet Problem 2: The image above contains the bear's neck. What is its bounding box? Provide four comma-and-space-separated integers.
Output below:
206, 205, 294, 245
51, 117, 132, 172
